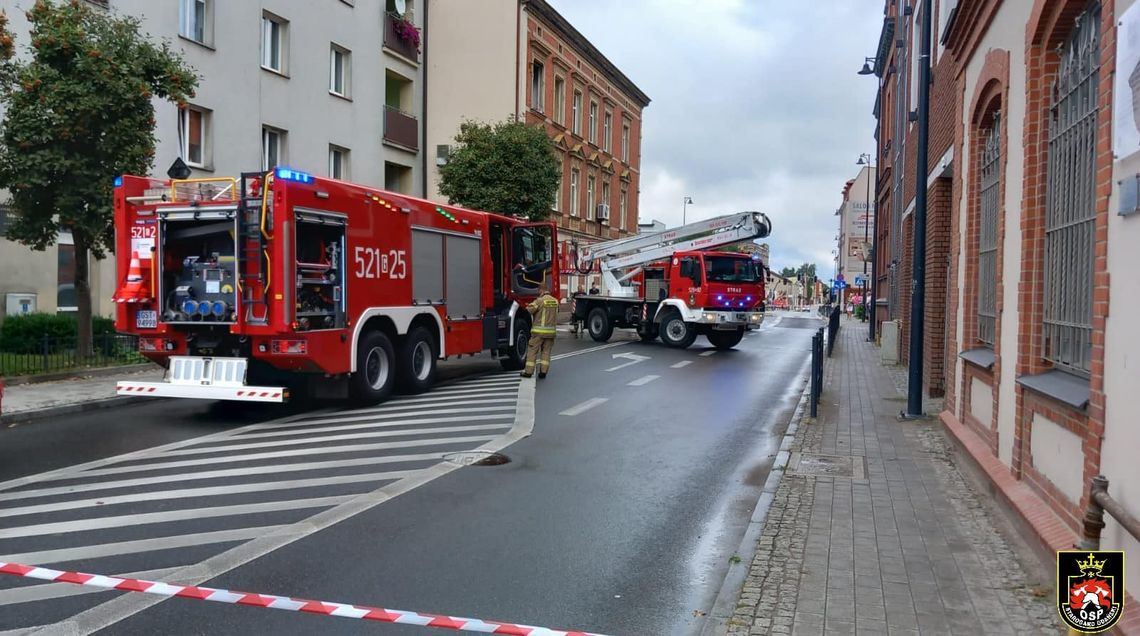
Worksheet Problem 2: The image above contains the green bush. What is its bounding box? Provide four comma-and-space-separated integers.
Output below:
0, 313, 118, 353
854, 304, 867, 320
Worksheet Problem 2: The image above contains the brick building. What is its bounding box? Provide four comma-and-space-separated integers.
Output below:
869, 0, 1140, 613
425, 0, 649, 294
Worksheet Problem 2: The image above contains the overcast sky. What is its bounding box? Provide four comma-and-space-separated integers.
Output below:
547, 0, 883, 277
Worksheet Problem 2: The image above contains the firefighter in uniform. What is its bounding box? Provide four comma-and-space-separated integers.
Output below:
522, 281, 559, 379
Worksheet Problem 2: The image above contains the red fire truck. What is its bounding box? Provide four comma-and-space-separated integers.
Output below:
570, 212, 772, 349
111, 168, 557, 404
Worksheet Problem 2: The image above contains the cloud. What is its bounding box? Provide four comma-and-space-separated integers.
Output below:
547, 0, 882, 276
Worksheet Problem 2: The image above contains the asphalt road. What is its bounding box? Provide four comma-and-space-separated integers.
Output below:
0, 313, 818, 635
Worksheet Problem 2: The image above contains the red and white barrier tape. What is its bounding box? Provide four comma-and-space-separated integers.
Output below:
0, 562, 608, 635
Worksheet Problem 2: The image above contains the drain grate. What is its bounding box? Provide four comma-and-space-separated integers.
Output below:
443, 451, 511, 467
788, 452, 866, 479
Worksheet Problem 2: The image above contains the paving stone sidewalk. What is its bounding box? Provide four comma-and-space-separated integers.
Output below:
727, 320, 1059, 635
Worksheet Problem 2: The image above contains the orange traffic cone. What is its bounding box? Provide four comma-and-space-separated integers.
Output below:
114, 251, 151, 303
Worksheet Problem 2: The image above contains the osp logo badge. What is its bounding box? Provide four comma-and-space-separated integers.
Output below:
1057, 551, 1125, 633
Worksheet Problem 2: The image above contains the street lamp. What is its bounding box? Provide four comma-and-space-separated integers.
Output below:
856, 153, 873, 325
682, 196, 694, 225
857, 57, 877, 76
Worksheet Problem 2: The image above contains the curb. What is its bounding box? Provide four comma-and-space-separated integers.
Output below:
2, 363, 159, 387
1, 395, 161, 427
699, 376, 812, 636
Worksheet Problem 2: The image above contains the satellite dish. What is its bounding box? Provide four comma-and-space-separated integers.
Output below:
394, 0, 406, 14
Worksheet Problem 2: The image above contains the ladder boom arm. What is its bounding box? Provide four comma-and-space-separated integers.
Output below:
581, 211, 771, 272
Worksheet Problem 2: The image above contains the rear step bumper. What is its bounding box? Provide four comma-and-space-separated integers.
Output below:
116, 382, 287, 402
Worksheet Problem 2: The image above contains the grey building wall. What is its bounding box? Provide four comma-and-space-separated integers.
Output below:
0, 0, 425, 319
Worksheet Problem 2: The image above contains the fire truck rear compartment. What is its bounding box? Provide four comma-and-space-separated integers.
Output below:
159, 218, 238, 324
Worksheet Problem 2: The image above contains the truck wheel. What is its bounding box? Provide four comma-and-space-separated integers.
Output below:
500, 315, 530, 371
398, 326, 437, 394
351, 331, 396, 404
659, 310, 697, 349
707, 328, 745, 350
587, 307, 613, 342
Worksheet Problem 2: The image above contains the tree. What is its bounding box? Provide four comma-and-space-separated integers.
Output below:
0, 1, 197, 357
437, 116, 560, 221
779, 266, 797, 279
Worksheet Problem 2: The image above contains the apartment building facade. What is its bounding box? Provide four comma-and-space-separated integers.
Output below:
0, 0, 425, 319
425, 0, 649, 294
834, 165, 876, 308
870, 0, 1140, 609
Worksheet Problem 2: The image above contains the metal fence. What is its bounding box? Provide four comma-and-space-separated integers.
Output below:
0, 334, 143, 377
808, 305, 843, 417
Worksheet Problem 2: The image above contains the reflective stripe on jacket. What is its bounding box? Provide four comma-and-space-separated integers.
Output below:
528, 293, 559, 336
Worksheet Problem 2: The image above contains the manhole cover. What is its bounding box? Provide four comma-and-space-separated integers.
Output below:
788, 452, 866, 479
442, 451, 511, 467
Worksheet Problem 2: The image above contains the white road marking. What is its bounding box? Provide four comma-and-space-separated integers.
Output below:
627, 375, 660, 386
0, 566, 184, 606
605, 351, 650, 372
558, 397, 609, 416
0, 525, 292, 567
161, 423, 511, 457
39, 437, 485, 481
551, 340, 628, 360
248, 399, 517, 430
0, 495, 352, 540
54, 361, 540, 634
0, 453, 449, 503
0, 469, 426, 519
230, 409, 517, 440
700, 350, 717, 357
671, 360, 693, 368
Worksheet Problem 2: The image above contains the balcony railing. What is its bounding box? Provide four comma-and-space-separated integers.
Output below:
383, 12, 420, 63
383, 105, 419, 151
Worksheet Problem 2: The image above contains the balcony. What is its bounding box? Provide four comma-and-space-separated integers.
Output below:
383, 12, 420, 63
383, 106, 418, 151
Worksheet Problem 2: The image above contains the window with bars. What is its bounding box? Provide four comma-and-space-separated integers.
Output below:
977, 114, 1000, 347
1043, 2, 1099, 375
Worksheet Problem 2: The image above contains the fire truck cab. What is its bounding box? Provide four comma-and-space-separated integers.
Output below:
112, 168, 557, 404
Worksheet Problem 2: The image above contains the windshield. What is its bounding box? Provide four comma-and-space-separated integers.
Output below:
705, 256, 761, 283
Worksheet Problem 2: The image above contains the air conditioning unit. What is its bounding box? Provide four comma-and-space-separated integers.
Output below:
596, 203, 610, 223
435, 145, 451, 166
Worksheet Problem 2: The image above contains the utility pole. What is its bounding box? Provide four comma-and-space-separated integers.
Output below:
905, 0, 933, 419
682, 196, 693, 225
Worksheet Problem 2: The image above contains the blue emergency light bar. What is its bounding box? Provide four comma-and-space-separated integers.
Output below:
275, 168, 314, 184
113, 176, 123, 188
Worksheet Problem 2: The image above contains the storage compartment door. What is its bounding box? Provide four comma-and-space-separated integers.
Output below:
445, 234, 481, 320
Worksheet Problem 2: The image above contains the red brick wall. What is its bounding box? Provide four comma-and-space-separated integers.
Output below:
1009, 0, 1113, 526
923, 178, 951, 398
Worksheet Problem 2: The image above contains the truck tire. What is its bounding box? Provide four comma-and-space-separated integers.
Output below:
351, 331, 396, 404
659, 309, 697, 349
707, 328, 745, 350
587, 307, 613, 342
397, 326, 437, 394
500, 314, 530, 371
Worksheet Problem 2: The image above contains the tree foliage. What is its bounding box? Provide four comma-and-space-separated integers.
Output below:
437, 116, 559, 221
0, 1, 197, 353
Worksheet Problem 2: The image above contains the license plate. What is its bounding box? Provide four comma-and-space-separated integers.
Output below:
136, 310, 158, 329
735, 313, 746, 321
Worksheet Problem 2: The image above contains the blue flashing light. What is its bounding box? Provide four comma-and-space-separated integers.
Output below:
113, 176, 123, 188
275, 168, 314, 184
182, 300, 198, 316
716, 294, 723, 301
739, 301, 745, 307
746, 296, 753, 302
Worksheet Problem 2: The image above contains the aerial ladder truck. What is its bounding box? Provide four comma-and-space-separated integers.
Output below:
570, 211, 772, 350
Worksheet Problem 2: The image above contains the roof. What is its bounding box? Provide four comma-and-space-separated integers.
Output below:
523, 0, 651, 108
